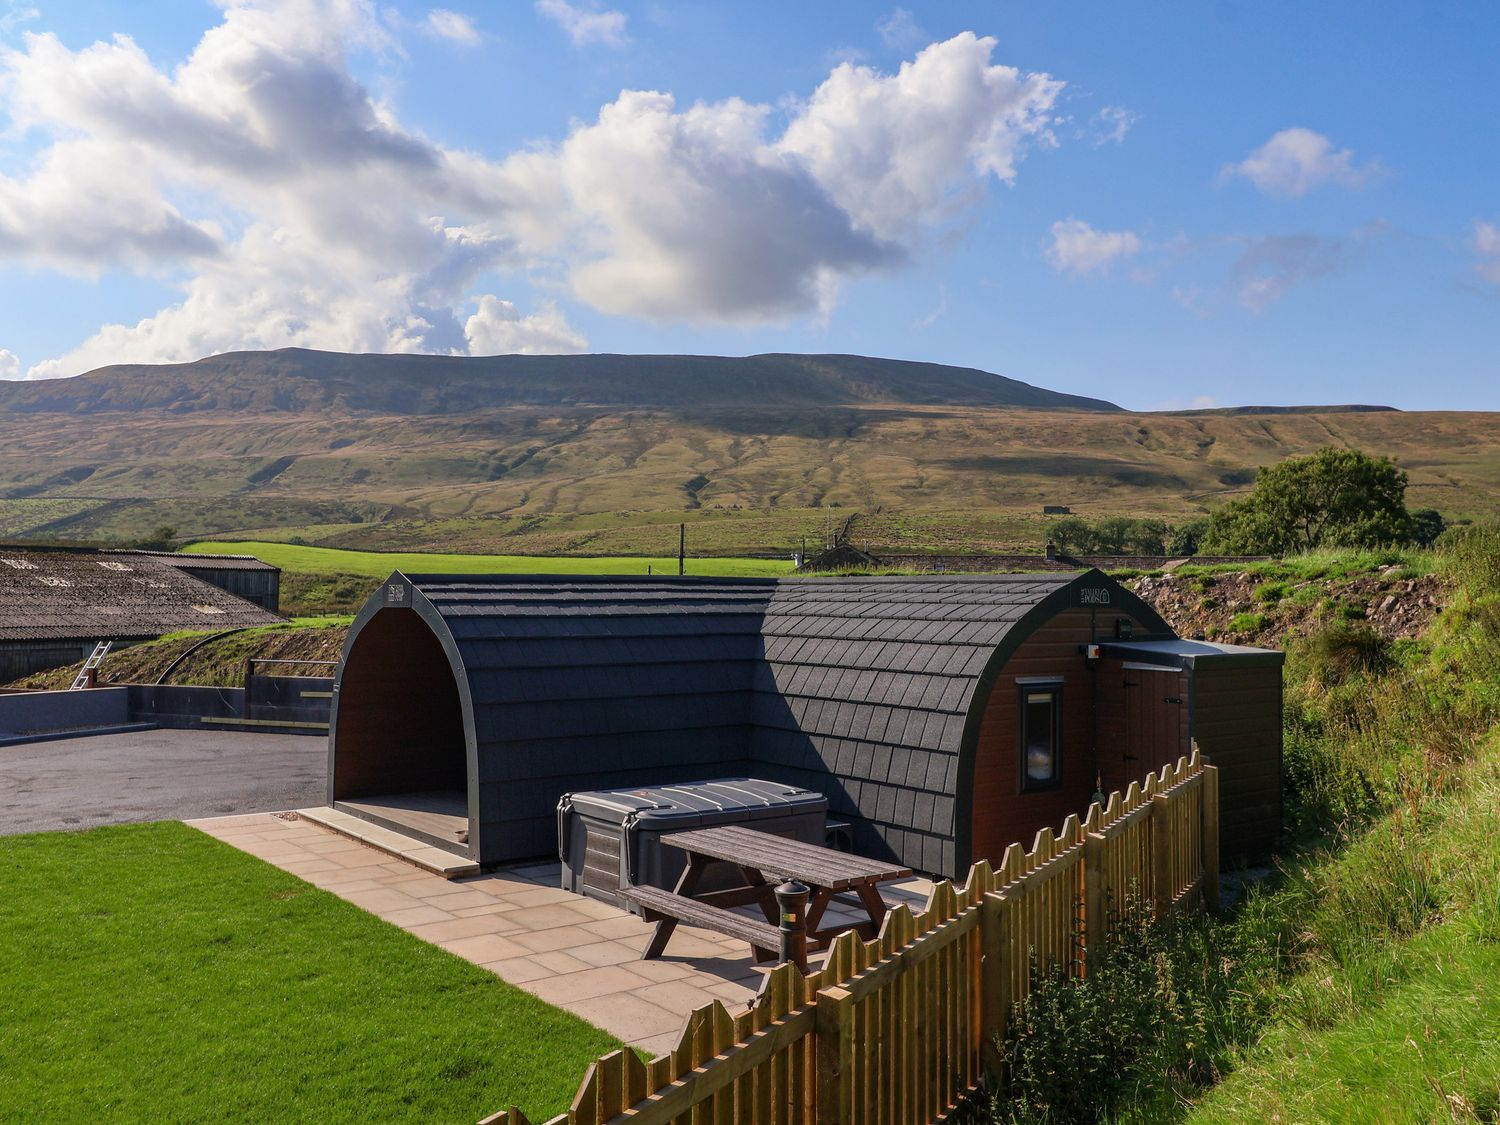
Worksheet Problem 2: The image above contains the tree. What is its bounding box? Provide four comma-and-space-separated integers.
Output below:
1409, 508, 1447, 548
1166, 516, 1210, 556
133, 525, 179, 551
1200, 447, 1413, 555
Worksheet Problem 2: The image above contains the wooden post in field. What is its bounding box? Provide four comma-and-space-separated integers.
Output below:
1151, 792, 1172, 916
1201, 761, 1221, 910
816, 985, 853, 1124
678, 523, 685, 576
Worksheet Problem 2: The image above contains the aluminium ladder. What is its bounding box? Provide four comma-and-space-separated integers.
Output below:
69, 640, 112, 690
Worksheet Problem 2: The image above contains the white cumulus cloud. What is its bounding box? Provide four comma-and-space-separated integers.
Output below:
424, 9, 479, 45
780, 33, 1062, 243
1045, 219, 1142, 276
0, 349, 19, 379
465, 296, 587, 354
0, 3, 1068, 376
1221, 127, 1381, 198
535, 0, 627, 48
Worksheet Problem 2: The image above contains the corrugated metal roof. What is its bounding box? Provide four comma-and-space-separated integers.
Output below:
395, 571, 1087, 873
0, 547, 284, 641
119, 550, 279, 572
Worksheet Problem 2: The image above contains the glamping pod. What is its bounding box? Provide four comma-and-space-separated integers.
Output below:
329, 571, 1283, 878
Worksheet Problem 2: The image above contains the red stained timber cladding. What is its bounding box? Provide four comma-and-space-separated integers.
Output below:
968, 607, 1159, 866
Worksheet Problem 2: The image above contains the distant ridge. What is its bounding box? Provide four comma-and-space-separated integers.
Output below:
1170, 404, 1400, 416
0, 349, 1123, 415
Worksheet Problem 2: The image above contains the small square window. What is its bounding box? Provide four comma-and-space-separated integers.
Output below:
1019, 683, 1063, 792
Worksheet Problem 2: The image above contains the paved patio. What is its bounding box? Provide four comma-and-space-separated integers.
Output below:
189, 811, 932, 1057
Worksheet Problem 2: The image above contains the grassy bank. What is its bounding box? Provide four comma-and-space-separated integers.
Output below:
0, 822, 619, 1122
185, 539, 797, 579
982, 526, 1500, 1123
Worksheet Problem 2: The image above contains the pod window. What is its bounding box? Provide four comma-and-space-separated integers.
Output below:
1019, 683, 1063, 793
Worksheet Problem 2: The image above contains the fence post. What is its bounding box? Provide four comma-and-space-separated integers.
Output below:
1150, 792, 1172, 916
816, 985, 853, 1124
980, 891, 1009, 1077
1082, 833, 1105, 974
1201, 762, 1221, 910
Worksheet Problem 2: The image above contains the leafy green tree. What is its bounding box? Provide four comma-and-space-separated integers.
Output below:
1409, 508, 1446, 548
1200, 448, 1414, 555
1167, 516, 1210, 555
133, 525, 179, 551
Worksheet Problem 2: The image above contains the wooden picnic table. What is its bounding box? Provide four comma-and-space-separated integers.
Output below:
631, 824, 913, 961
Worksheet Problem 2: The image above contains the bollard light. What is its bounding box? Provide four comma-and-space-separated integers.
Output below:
775, 879, 810, 972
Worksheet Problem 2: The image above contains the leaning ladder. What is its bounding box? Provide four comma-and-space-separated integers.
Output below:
69, 640, 113, 690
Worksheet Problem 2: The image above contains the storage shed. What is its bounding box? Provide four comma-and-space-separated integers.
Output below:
329, 571, 1283, 878
125, 551, 281, 612
0, 545, 283, 681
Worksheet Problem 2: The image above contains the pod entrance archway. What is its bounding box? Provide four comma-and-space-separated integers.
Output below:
329, 606, 472, 856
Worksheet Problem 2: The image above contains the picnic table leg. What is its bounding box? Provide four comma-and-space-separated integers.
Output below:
738, 865, 779, 925
641, 854, 708, 960
803, 887, 838, 947
854, 882, 890, 936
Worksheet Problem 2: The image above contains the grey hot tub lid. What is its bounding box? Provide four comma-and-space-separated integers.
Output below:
561, 777, 827, 828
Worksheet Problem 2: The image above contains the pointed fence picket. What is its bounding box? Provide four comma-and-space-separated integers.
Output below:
484, 749, 1219, 1125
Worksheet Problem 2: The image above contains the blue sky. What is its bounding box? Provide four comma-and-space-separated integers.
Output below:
0, 1, 1496, 411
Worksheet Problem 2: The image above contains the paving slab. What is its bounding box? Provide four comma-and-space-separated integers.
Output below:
188, 811, 934, 1058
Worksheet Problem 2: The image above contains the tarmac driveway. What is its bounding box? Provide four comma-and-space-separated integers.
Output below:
0, 728, 327, 835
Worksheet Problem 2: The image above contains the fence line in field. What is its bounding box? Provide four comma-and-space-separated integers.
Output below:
489, 748, 1219, 1125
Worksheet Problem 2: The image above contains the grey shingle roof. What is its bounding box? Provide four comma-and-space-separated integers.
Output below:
374, 571, 1121, 874
121, 550, 279, 572
0, 547, 284, 641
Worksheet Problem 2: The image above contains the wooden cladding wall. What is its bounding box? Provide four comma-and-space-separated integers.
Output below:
1191, 664, 1282, 858
968, 608, 1163, 868
487, 751, 1218, 1125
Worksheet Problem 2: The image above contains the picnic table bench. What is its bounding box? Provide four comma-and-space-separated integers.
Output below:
622, 824, 912, 964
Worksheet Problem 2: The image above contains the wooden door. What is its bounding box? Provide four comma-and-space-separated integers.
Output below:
1097, 660, 1190, 793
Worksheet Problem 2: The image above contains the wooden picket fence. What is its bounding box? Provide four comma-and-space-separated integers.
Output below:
488, 750, 1219, 1125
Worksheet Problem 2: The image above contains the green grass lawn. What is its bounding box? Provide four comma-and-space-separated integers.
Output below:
186, 539, 797, 579
0, 822, 619, 1123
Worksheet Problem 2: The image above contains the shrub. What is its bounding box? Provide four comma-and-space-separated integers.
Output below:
1299, 622, 1393, 686
980, 897, 1237, 1125
1253, 581, 1287, 603
1198, 596, 1220, 610
1228, 611, 1267, 633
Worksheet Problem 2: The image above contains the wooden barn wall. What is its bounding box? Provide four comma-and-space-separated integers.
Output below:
0, 640, 94, 683
967, 607, 1161, 867
1190, 663, 1283, 859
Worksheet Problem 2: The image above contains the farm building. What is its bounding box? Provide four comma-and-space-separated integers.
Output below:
329, 570, 1283, 879
126, 551, 280, 612
0, 545, 283, 681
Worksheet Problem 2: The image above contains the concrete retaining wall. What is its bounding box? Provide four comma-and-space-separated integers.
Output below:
0, 687, 130, 738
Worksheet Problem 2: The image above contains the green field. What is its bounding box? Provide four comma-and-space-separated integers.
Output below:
186, 539, 798, 578
0, 822, 618, 1122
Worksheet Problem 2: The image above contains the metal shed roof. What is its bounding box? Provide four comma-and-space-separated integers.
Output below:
120, 550, 279, 572
0, 547, 284, 641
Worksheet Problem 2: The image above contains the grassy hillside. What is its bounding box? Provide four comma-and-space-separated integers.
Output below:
185, 540, 796, 578
0, 350, 1495, 552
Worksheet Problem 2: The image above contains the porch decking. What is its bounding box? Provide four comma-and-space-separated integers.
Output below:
334, 789, 468, 853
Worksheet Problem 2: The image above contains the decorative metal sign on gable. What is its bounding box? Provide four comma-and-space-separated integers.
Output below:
385, 581, 411, 607
1075, 585, 1113, 607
